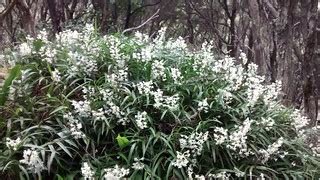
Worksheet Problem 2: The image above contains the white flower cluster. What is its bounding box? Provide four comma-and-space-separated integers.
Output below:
18, 42, 32, 56
20, 149, 45, 173
40, 46, 57, 64
135, 111, 148, 129
63, 112, 85, 139
71, 100, 92, 117
245, 65, 265, 106
193, 41, 215, 73
56, 29, 81, 46
197, 98, 209, 112
263, 80, 282, 107
152, 89, 179, 110
151, 60, 166, 80
170, 68, 182, 84
133, 44, 153, 62
68, 52, 98, 77
136, 81, 153, 95
217, 89, 233, 105
132, 158, 145, 170
310, 140, 320, 157
6, 137, 21, 151
258, 137, 285, 163
172, 150, 190, 168
103, 165, 130, 179
92, 108, 107, 121
179, 131, 209, 156
99, 88, 128, 125
208, 171, 231, 179
51, 69, 61, 82
227, 118, 253, 156
106, 70, 129, 86
81, 162, 94, 179
213, 127, 228, 145
258, 117, 275, 131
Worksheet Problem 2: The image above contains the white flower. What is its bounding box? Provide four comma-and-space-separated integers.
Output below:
51, 69, 61, 82
151, 60, 166, 80
68, 51, 97, 76
71, 100, 91, 117
92, 108, 106, 121
132, 158, 145, 170
18, 42, 32, 56
172, 151, 190, 168
209, 171, 230, 179
103, 165, 130, 180
179, 132, 209, 156
197, 98, 209, 112
64, 112, 85, 139
135, 111, 148, 129
20, 149, 45, 173
6, 137, 21, 151
151, 89, 179, 110
106, 102, 123, 118
258, 137, 284, 163
259, 117, 275, 131
213, 127, 228, 145
81, 162, 94, 179
170, 68, 181, 83
136, 81, 153, 95
227, 118, 253, 156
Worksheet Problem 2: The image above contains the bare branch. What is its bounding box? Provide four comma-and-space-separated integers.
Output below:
122, 9, 160, 35
0, 0, 17, 20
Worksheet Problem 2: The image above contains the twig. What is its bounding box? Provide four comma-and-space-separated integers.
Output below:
122, 9, 160, 35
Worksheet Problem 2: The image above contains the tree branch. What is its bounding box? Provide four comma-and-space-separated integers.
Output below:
122, 9, 160, 35
0, 0, 17, 20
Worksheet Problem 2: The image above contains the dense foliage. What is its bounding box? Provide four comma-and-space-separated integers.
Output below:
0, 25, 320, 179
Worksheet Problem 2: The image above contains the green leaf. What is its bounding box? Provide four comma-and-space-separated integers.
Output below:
116, 134, 130, 149
0, 65, 21, 105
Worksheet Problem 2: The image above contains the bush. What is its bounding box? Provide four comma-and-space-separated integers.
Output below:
1, 24, 320, 179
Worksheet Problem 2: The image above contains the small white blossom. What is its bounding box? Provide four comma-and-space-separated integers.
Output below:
92, 108, 106, 121
71, 100, 91, 117
197, 98, 209, 112
213, 127, 228, 145
151, 60, 166, 80
51, 69, 61, 82
227, 118, 253, 156
136, 81, 153, 95
259, 117, 275, 131
173, 151, 190, 168
209, 171, 230, 179
6, 137, 22, 151
64, 112, 85, 139
135, 111, 148, 129
258, 137, 284, 163
18, 42, 32, 56
179, 132, 209, 156
170, 68, 182, 83
20, 149, 45, 173
132, 158, 145, 170
81, 162, 94, 179
103, 165, 130, 180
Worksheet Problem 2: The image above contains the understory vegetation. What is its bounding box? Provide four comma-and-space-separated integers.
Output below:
0, 25, 320, 179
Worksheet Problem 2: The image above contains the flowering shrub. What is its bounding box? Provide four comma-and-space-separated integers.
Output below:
0, 25, 320, 179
